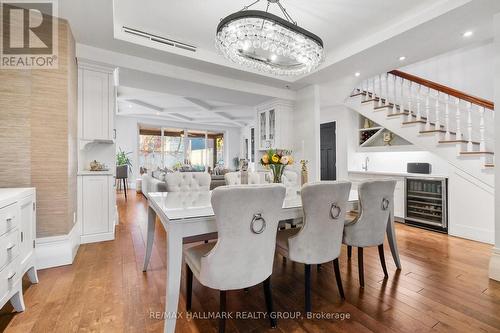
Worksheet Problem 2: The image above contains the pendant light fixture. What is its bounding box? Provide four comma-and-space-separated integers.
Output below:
215, 0, 324, 76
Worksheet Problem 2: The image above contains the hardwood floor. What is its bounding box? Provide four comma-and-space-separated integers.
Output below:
1, 190, 500, 332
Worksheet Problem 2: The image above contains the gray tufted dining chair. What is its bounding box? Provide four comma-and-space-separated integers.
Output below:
276, 181, 352, 313
165, 172, 211, 192
224, 171, 264, 185
343, 180, 397, 287
183, 184, 286, 333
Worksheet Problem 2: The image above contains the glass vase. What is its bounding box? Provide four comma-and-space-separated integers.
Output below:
270, 164, 285, 183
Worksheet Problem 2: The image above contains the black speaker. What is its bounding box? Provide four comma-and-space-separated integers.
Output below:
407, 163, 431, 174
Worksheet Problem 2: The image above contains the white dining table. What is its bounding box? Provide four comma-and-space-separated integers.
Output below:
142, 188, 401, 333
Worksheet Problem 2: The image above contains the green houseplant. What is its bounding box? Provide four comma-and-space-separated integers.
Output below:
116, 148, 133, 173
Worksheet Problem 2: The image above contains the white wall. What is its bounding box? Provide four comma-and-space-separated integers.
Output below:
293, 85, 321, 181
348, 151, 450, 176
490, 13, 500, 281
401, 41, 494, 101
115, 115, 241, 187
320, 105, 357, 180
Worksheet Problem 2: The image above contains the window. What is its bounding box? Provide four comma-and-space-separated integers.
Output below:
138, 126, 224, 172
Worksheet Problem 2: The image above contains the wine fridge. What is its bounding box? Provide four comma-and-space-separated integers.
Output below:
405, 177, 448, 232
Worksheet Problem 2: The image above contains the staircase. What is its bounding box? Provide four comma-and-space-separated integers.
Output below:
346, 70, 495, 186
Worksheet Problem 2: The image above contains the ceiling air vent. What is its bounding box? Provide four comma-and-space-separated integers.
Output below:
122, 26, 197, 52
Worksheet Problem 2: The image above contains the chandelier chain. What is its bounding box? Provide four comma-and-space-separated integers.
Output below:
238, 0, 297, 25
276, 1, 297, 25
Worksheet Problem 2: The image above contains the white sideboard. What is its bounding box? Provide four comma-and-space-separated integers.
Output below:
0, 188, 38, 312
77, 60, 118, 244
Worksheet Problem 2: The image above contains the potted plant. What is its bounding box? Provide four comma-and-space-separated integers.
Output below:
260, 149, 294, 183
116, 148, 133, 178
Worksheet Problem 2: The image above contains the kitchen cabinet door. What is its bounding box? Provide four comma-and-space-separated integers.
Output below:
82, 176, 109, 235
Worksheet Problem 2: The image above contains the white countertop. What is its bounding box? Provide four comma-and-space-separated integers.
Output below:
78, 170, 114, 176
348, 170, 448, 179
0, 188, 35, 208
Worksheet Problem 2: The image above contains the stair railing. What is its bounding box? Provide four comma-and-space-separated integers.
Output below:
356, 70, 495, 153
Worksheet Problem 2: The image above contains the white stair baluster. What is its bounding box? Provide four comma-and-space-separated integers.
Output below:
455, 98, 462, 140
407, 82, 413, 122
385, 73, 389, 106
393, 75, 398, 114
425, 88, 431, 130
416, 85, 422, 121
371, 77, 375, 100
400, 77, 405, 114
378, 74, 383, 106
444, 95, 451, 141
434, 91, 441, 130
479, 106, 486, 152
467, 102, 473, 151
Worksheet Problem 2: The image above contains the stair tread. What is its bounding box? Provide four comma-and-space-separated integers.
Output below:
438, 140, 480, 145
387, 112, 409, 117
419, 129, 457, 135
402, 120, 426, 125
460, 151, 494, 155
374, 104, 392, 110
362, 98, 380, 103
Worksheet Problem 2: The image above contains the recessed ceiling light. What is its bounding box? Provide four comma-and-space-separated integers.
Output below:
463, 31, 473, 38
128, 104, 132, 108
399, 56, 406, 61
156, 112, 160, 115
355, 72, 361, 77
270, 54, 277, 62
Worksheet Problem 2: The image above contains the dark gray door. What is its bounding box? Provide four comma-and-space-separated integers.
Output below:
320, 122, 337, 180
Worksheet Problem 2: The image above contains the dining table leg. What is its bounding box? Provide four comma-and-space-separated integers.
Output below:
143, 205, 156, 272
164, 228, 183, 333
386, 214, 402, 270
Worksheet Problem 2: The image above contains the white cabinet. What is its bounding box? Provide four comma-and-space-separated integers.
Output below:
78, 61, 117, 141
77, 59, 117, 245
256, 99, 293, 151
18, 195, 35, 272
393, 180, 406, 219
348, 172, 406, 219
0, 188, 38, 313
79, 175, 115, 244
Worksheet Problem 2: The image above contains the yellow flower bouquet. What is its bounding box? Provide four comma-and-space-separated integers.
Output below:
260, 149, 293, 183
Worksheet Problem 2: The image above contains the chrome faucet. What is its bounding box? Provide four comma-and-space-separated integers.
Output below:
362, 156, 369, 171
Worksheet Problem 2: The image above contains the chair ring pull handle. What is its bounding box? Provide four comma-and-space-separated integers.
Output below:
382, 198, 390, 211
250, 213, 266, 234
330, 203, 342, 220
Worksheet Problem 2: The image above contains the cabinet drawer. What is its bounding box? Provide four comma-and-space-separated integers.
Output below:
0, 228, 20, 270
0, 203, 17, 237
0, 256, 20, 302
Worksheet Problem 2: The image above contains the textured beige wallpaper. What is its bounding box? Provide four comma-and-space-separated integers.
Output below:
0, 18, 77, 237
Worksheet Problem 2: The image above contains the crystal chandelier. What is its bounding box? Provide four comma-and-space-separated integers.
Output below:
215, 0, 324, 76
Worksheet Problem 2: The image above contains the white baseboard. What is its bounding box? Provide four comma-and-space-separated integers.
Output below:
489, 248, 500, 281
35, 222, 81, 270
80, 231, 115, 244
449, 223, 494, 244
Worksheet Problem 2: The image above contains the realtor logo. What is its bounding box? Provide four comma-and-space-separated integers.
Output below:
1, 0, 58, 69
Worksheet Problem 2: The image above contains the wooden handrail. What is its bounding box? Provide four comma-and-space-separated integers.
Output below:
389, 70, 494, 110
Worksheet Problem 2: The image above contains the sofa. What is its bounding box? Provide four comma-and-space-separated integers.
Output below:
141, 169, 227, 195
